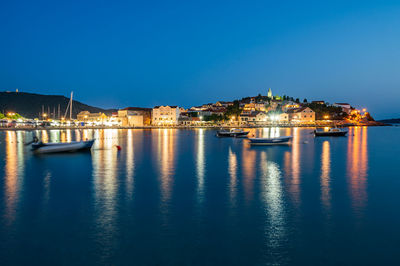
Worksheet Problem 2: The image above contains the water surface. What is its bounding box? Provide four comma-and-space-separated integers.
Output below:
0, 127, 399, 265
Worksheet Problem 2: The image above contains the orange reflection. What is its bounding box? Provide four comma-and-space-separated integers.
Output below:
228, 147, 238, 205
157, 129, 176, 205
126, 129, 134, 199
42, 130, 49, 143
347, 127, 368, 217
321, 141, 331, 211
75, 129, 81, 142
4, 131, 24, 225
66, 129, 72, 142
286, 127, 301, 206
242, 143, 256, 203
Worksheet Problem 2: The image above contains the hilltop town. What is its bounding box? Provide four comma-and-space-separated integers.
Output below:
0, 88, 380, 128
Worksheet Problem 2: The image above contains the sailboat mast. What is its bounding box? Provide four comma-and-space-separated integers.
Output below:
70, 91, 73, 120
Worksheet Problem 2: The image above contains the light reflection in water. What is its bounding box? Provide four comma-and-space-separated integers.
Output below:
260, 152, 285, 256
92, 129, 119, 256
286, 127, 301, 207
4, 131, 24, 225
42, 130, 49, 143
321, 141, 331, 211
50, 130, 60, 142
242, 143, 256, 203
66, 129, 72, 142
43, 171, 51, 206
196, 129, 205, 204
75, 129, 81, 142
157, 129, 176, 208
228, 147, 238, 206
347, 127, 368, 218
126, 129, 134, 199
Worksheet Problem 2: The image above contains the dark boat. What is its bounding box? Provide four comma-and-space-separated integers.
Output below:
248, 136, 292, 145
32, 140, 95, 154
314, 128, 348, 136
216, 128, 250, 137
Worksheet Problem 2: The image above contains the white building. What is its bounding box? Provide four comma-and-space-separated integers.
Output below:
152, 106, 181, 125
239, 111, 268, 124
334, 103, 352, 114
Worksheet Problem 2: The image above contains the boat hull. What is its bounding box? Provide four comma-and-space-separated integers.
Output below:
248, 136, 292, 145
314, 131, 347, 136
216, 131, 249, 137
32, 140, 95, 154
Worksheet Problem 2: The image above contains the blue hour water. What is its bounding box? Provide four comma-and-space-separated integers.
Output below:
0, 127, 399, 265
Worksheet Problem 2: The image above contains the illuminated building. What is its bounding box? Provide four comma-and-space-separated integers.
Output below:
152, 106, 182, 126
286, 107, 315, 122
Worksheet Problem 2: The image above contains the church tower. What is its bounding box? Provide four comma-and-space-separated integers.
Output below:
267, 88, 272, 98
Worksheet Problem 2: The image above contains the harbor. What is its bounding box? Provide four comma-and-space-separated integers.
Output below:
1, 126, 399, 264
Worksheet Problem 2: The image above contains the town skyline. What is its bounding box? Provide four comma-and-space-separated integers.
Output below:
1, 1, 399, 119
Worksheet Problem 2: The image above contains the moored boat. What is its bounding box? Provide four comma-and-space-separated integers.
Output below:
314, 127, 348, 136
216, 128, 250, 137
32, 140, 95, 154
248, 136, 292, 145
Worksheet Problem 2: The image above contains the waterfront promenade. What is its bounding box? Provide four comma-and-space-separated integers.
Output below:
0, 120, 387, 131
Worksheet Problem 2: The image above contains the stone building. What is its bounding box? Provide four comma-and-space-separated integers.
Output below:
152, 106, 181, 125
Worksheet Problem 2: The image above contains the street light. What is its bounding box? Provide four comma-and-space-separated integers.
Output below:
323, 115, 329, 120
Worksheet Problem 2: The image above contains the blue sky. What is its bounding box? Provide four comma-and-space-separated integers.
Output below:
1, 0, 399, 118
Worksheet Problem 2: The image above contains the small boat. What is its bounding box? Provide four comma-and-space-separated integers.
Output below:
314, 127, 348, 136
248, 136, 292, 145
216, 128, 250, 137
32, 140, 95, 154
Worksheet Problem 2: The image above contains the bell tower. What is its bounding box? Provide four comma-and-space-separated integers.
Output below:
267, 88, 272, 98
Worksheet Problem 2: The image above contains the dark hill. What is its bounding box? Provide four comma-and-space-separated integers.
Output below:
0, 91, 116, 119
378, 118, 400, 124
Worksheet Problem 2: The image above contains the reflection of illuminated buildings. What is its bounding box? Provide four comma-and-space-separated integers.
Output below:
283, 127, 301, 207
157, 129, 176, 205
228, 148, 238, 205
347, 127, 368, 216
92, 129, 119, 246
321, 141, 331, 211
196, 129, 205, 203
260, 152, 285, 253
242, 143, 256, 203
4, 131, 25, 225
126, 129, 135, 199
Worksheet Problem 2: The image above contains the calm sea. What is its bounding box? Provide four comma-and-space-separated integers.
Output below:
0, 127, 399, 265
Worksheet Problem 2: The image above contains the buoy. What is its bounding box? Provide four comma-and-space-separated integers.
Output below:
116, 145, 122, 151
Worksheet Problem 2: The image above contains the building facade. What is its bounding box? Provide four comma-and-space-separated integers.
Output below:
152, 106, 181, 125
287, 107, 315, 122
77, 111, 108, 123
118, 107, 152, 127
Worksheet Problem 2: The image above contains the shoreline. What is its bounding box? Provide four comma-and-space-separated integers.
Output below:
0, 122, 390, 131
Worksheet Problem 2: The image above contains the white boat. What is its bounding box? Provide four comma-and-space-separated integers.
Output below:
31, 140, 95, 154
248, 136, 292, 145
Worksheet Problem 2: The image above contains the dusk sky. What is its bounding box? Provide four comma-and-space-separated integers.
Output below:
1, 0, 399, 119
